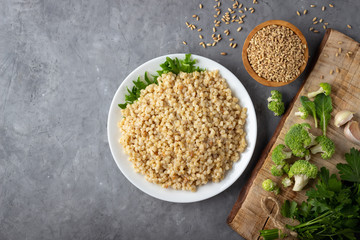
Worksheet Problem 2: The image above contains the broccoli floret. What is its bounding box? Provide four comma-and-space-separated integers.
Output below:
294, 106, 309, 119
310, 135, 335, 159
288, 160, 318, 191
307, 82, 331, 98
282, 163, 290, 174
284, 123, 317, 158
282, 177, 293, 188
271, 165, 284, 176
262, 179, 280, 195
271, 144, 292, 166
267, 90, 285, 116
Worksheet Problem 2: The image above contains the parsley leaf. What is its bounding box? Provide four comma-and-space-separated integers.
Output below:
337, 147, 360, 183
281, 200, 298, 219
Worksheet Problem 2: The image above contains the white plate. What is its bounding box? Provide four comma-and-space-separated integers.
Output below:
107, 54, 257, 203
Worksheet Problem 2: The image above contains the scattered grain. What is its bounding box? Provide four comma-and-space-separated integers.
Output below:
338, 41, 343, 44
310, 4, 316, 8
237, 27, 242, 32
313, 30, 319, 33
229, 38, 234, 41
182, 41, 187, 45
297, 11, 301, 16
329, 3, 334, 8
330, 70, 334, 75
198, 28, 202, 32
336, 67, 340, 73
199, 3, 203, 9
347, 25, 352, 29
319, 19, 323, 23
346, 51, 353, 57
322, 6, 325, 11
312, 17, 317, 22
199, 35, 203, 39
303, 9, 308, 15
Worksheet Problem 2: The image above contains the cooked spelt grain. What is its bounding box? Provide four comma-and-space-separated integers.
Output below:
119, 71, 247, 191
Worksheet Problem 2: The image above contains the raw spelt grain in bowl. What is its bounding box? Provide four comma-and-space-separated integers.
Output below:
247, 24, 306, 83
118, 70, 247, 191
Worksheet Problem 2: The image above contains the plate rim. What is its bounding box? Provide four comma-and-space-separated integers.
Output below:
107, 53, 257, 203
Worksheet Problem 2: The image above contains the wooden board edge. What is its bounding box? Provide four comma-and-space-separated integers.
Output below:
226, 28, 333, 227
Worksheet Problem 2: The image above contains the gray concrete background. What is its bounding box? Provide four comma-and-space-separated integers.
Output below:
0, 0, 359, 239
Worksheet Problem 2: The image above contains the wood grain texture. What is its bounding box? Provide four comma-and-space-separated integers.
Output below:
242, 20, 309, 87
228, 29, 360, 240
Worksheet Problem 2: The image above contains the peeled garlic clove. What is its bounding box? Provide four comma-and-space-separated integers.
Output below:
344, 121, 360, 145
334, 110, 354, 127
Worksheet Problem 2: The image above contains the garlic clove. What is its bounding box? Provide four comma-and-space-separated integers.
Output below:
334, 110, 354, 127
344, 121, 360, 145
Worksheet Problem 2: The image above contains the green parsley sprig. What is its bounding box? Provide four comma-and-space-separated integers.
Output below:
260, 148, 360, 240
118, 54, 204, 109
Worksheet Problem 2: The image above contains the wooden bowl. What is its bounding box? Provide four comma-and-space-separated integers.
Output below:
242, 20, 309, 87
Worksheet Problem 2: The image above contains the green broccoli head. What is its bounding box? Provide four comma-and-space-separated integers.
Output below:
310, 135, 335, 159
262, 179, 280, 194
268, 90, 282, 101
267, 90, 285, 116
308, 82, 332, 98
294, 106, 309, 119
282, 163, 290, 174
284, 123, 317, 158
288, 160, 318, 191
271, 165, 284, 176
271, 144, 292, 165
282, 177, 293, 188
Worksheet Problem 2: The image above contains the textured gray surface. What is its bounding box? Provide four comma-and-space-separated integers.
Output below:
0, 0, 359, 239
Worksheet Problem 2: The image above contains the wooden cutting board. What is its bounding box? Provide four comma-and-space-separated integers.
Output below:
227, 29, 360, 240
